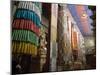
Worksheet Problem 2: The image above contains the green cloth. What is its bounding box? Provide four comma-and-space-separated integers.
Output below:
12, 29, 39, 46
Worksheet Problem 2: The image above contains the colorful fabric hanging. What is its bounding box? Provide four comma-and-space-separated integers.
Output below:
12, 41, 37, 56
14, 9, 41, 27
18, 2, 41, 20
12, 29, 39, 46
12, 19, 40, 36
12, 2, 42, 57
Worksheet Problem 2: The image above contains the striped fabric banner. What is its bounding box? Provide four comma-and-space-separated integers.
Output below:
18, 2, 41, 20
12, 2, 42, 56
12, 19, 40, 36
12, 41, 37, 56
12, 29, 39, 46
14, 9, 41, 27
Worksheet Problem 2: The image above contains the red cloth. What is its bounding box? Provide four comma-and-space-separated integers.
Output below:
12, 19, 40, 36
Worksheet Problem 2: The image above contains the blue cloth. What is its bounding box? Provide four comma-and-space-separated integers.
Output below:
14, 9, 41, 27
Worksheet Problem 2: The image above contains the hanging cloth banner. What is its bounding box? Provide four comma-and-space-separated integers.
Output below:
12, 29, 39, 46
14, 9, 41, 27
12, 41, 37, 57
18, 2, 42, 20
12, 19, 40, 36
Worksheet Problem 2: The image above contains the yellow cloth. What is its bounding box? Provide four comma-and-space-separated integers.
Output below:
12, 41, 37, 56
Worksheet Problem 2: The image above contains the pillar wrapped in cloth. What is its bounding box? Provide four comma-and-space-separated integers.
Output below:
12, 2, 42, 73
